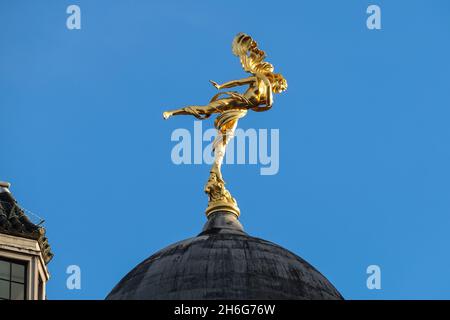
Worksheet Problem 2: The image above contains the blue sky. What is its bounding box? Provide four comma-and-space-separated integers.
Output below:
1, 0, 450, 299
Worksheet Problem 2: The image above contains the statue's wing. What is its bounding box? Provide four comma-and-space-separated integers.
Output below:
232, 33, 274, 75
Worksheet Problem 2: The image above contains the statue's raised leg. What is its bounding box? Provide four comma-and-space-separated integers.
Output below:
163, 105, 218, 120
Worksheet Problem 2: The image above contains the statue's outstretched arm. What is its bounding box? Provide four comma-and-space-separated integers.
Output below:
251, 105, 272, 112
210, 77, 255, 90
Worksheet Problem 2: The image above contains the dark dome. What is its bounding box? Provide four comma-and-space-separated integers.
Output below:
106, 212, 343, 300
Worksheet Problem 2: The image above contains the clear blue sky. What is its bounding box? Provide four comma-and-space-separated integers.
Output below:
1, 0, 450, 299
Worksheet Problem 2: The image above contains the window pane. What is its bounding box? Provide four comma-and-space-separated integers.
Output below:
0, 261, 10, 280
11, 282, 24, 300
11, 263, 25, 283
0, 279, 9, 299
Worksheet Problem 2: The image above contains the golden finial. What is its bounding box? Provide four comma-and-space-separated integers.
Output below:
163, 33, 287, 217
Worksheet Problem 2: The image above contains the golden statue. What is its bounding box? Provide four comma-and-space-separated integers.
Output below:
163, 33, 287, 217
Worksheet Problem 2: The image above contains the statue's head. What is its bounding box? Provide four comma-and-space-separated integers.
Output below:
267, 73, 288, 93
